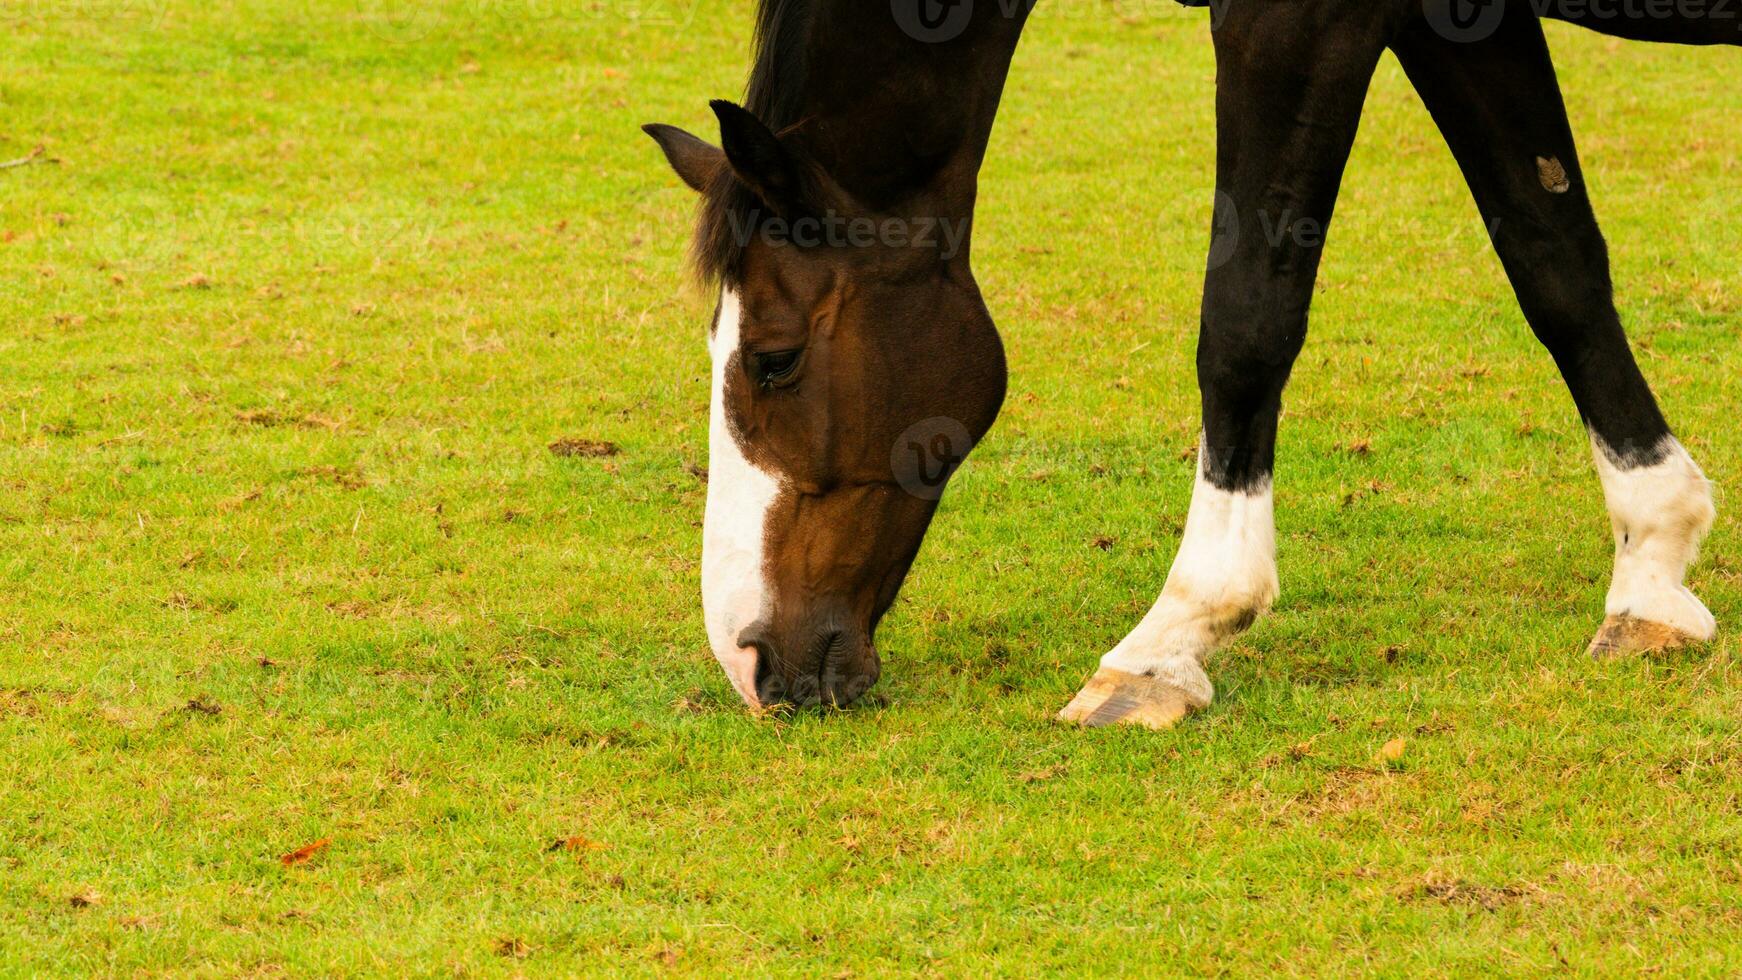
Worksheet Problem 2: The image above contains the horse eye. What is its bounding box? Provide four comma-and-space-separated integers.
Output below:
749, 349, 803, 389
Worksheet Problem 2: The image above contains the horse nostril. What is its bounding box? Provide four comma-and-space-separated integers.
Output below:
747, 647, 788, 707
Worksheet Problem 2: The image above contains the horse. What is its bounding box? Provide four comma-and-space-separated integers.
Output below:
642, 0, 1735, 726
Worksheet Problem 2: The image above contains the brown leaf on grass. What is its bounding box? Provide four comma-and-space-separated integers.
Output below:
548, 438, 619, 458
1018, 763, 1067, 783
177, 274, 213, 290
1345, 439, 1371, 456
546, 836, 609, 855
1377, 737, 1407, 763
235, 408, 285, 427
494, 937, 532, 959
280, 838, 330, 866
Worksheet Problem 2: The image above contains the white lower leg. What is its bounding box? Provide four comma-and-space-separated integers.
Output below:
1591, 434, 1716, 640
1098, 457, 1280, 708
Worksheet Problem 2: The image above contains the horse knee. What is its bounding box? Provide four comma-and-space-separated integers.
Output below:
1196, 294, 1307, 408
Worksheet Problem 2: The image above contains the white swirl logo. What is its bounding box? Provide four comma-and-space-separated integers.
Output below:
354, 0, 436, 42
891, 0, 974, 42
1421, 0, 1505, 42
1205, 188, 1240, 271
891, 417, 973, 500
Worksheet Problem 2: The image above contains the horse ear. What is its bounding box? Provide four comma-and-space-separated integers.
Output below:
710, 100, 814, 218
642, 123, 723, 193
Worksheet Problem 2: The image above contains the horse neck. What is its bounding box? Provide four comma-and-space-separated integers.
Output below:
784, 5, 1032, 228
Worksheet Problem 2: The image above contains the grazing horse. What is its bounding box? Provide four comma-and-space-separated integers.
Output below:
644, 0, 1733, 725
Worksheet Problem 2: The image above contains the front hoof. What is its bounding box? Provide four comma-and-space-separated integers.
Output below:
1057, 668, 1197, 730
1587, 614, 1703, 659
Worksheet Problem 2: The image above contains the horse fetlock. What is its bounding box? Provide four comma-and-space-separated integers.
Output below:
1593, 436, 1717, 648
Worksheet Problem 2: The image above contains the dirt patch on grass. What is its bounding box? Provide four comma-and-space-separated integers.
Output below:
549, 438, 619, 458
1406, 875, 1541, 911
300, 465, 368, 490
0, 687, 75, 718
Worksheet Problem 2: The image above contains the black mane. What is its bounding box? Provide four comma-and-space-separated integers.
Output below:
694, 0, 815, 285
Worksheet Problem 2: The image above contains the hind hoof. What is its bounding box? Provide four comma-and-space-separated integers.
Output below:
1057, 668, 1198, 730
1587, 614, 1702, 659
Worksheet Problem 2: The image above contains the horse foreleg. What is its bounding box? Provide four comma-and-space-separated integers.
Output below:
1059, 5, 1394, 728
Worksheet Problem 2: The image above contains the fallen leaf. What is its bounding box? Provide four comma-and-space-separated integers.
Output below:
494, 937, 532, 958
547, 836, 609, 854
280, 838, 330, 866
548, 438, 619, 458
1377, 737, 1407, 763
1018, 763, 1067, 783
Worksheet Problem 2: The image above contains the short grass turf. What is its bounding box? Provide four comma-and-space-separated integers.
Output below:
4, 1, 1742, 974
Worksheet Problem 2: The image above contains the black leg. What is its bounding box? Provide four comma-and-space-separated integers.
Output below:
1393, 8, 1718, 653
1392, 6, 1674, 465
1059, 5, 1395, 729
1198, 4, 1394, 490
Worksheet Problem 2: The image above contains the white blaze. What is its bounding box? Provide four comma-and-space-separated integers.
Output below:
1591, 435, 1716, 639
701, 289, 782, 704
1100, 452, 1280, 707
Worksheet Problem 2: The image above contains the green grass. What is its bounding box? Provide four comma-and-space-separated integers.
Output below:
4, 1, 1741, 974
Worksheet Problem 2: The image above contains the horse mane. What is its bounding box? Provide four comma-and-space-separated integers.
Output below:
693, 0, 815, 285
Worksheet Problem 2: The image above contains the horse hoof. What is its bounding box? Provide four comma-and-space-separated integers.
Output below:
1057, 667, 1196, 730
1587, 614, 1701, 659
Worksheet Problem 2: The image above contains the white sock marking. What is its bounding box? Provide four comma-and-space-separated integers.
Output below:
700, 289, 781, 703
1100, 450, 1280, 706
1591, 435, 1716, 639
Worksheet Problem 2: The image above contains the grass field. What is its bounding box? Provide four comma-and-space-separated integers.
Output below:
4, 0, 1741, 974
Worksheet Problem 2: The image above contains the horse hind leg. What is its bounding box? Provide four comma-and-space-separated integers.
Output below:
1392, 8, 1717, 657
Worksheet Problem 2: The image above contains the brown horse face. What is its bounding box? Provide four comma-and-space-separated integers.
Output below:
647, 107, 1006, 708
